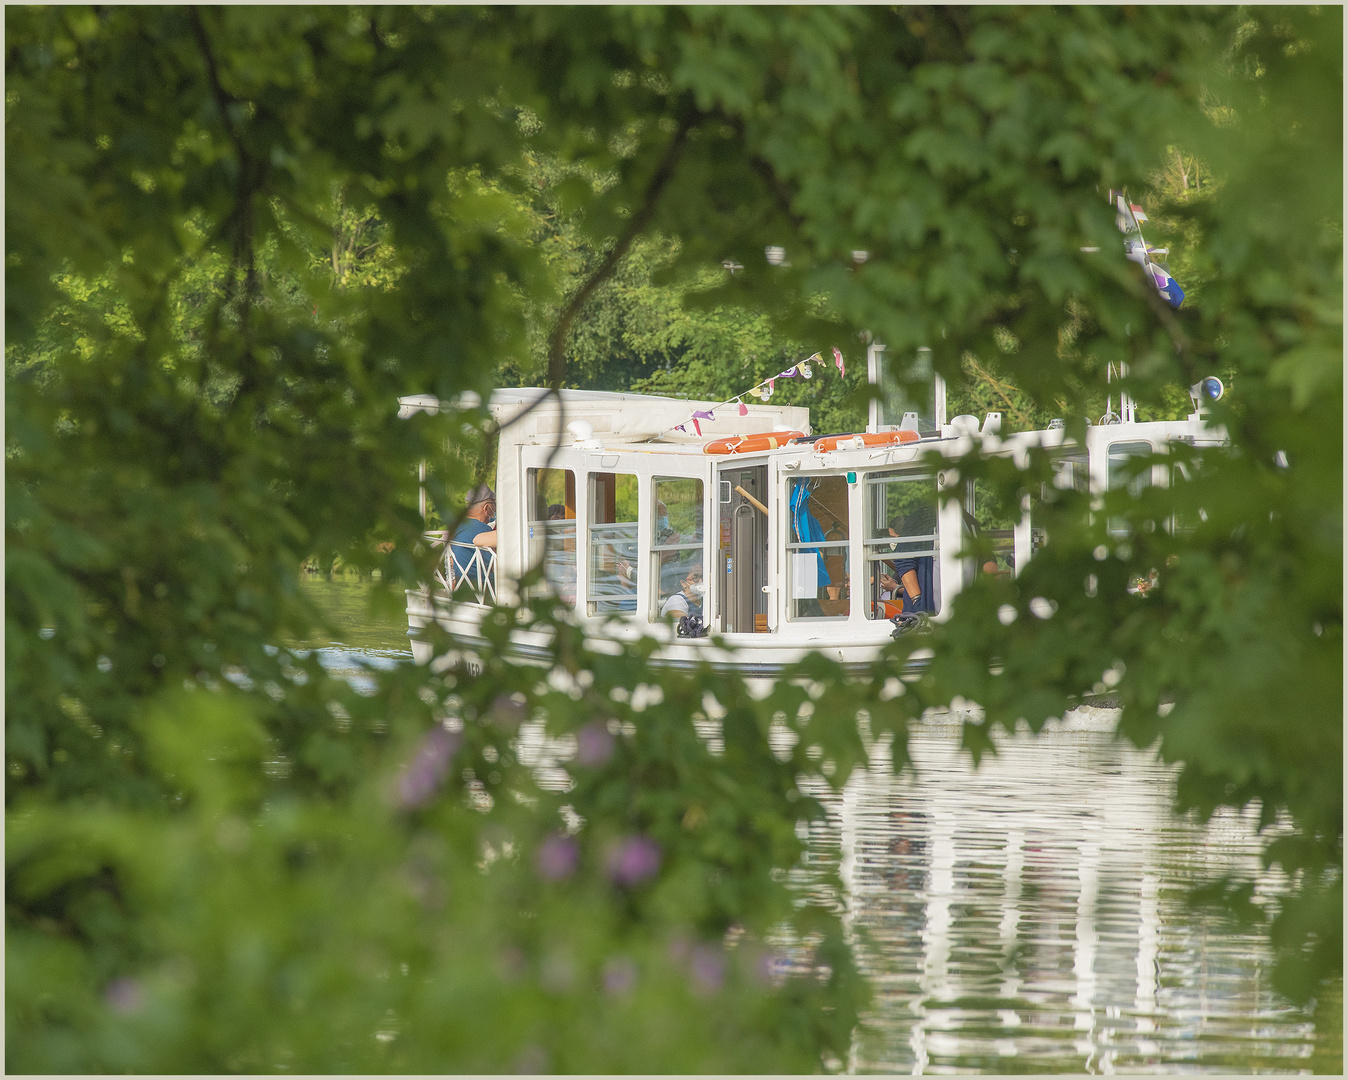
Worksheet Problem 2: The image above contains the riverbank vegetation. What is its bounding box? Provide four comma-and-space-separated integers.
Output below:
7, 6, 1339, 1071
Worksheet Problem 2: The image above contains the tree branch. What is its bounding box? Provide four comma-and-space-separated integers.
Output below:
546, 110, 696, 391
722, 111, 807, 233
964, 354, 1034, 428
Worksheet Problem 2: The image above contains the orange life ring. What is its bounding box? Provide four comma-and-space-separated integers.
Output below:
812, 430, 919, 453
702, 430, 806, 455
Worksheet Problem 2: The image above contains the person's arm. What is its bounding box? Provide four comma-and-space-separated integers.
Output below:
473, 529, 497, 548
900, 568, 920, 601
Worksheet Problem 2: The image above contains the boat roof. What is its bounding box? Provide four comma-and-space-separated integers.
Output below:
398, 387, 811, 446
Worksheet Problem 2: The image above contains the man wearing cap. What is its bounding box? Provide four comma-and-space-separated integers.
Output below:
450, 484, 497, 581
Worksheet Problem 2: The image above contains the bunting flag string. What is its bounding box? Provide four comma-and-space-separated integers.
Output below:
1109, 189, 1184, 309
650, 348, 852, 442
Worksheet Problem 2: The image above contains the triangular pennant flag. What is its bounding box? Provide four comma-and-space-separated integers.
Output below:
781, 366, 798, 378
693, 409, 715, 421
691, 418, 702, 436
1149, 265, 1185, 308
833, 347, 845, 375
737, 399, 748, 416
799, 361, 813, 379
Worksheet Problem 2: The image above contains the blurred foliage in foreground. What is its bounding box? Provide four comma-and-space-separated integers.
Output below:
6, 4, 1340, 1071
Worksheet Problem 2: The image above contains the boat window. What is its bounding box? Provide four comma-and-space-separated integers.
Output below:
874, 346, 939, 435
787, 475, 850, 619
1051, 451, 1090, 495
1107, 441, 1153, 540
864, 472, 939, 620
1108, 441, 1154, 495
652, 477, 704, 622
526, 467, 577, 607
588, 471, 639, 615
966, 479, 1017, 580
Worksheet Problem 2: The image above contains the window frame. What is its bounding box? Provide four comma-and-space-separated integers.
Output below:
650, 475, 706, 622
525, 466, 578, 608
785, 473, 853, 622
862, 469, 941, 621
585, 469, 641, 617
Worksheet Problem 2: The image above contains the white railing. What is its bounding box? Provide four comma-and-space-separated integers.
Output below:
426, 531, 497, 605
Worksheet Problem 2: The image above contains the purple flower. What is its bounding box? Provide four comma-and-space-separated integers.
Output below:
536, 834, 579, 881
602, 955, 638, 996
396, 726, 460, 809
575, 721, 614, 767
690, 943, 725, 993
105, 977, 143, 1015
606, 835, 661, 887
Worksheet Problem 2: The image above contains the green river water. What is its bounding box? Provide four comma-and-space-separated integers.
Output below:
297, 576, 1342, 1074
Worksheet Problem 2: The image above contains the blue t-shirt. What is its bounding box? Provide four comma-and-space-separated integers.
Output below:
451, 519, 493, 575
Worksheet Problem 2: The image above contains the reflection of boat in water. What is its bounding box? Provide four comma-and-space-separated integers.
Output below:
404, 195, 1224, 677
402, 370, 1224, 678
805, 722, 1305, 1073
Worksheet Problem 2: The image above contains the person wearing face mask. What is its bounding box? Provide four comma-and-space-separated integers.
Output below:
655, 500, 680, 545
659, 564, 704, 619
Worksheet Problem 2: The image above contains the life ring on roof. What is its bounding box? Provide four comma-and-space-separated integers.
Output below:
812, 430, 920, 453
702, 430, 806, 455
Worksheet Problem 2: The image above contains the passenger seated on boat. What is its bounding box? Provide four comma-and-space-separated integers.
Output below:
451, 485, 497, 580
888, 509, 934, 614
655, 500, 680, 546
654, 500, 685, 582
659, 564, 704, 620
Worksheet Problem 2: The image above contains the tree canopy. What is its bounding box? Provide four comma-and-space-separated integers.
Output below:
7, 5, 1340, 1070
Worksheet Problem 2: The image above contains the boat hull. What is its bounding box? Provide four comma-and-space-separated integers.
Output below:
406, 589, 923, 680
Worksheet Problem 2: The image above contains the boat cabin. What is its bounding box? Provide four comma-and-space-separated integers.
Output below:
401, 188, 1227, 673
400, 376, 1221, 674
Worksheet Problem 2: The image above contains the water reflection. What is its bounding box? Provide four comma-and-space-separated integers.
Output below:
799, 712, 1323, 1074
291, 580, 1335, 1072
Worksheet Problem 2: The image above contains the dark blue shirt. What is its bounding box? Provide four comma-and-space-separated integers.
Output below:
451, 519, 493, 575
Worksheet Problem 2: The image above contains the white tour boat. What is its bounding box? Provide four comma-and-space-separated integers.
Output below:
402, 193, 1224, 677
401, 361, 1225, 678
